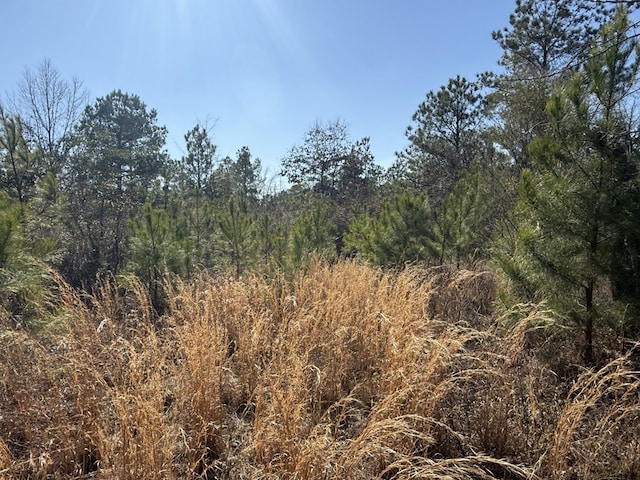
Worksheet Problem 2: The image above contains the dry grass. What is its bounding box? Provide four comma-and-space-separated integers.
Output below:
0, 259, 637, 478
547, 348, 640, 479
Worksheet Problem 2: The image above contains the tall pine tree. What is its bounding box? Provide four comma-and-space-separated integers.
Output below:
506, 7, 640, 360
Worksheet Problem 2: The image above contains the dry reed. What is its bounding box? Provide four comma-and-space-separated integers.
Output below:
0, 259, 636, 478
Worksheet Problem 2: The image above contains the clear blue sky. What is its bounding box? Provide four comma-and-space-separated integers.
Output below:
2, 0, 514, 177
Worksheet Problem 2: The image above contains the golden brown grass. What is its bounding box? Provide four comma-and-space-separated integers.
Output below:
0, 259, 637, 479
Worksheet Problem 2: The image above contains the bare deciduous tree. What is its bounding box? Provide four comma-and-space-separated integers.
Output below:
7, 58, 88, 173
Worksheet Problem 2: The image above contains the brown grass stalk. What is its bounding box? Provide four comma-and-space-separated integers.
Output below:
0, 260, 637, 478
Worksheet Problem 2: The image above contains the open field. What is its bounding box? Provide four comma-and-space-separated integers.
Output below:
0, 260, 638, 479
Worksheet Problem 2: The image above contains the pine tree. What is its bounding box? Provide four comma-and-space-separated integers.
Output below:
289, 201, 337, 268
127, 202, 184, 310
396, 76, 487, 207
219, 196, 255, 278
63, 90, 169, 286
433, 161, 493, 266
181, 123, 217, 262
506, 7, 640, 360
0, 111, 42, 205
230, 146, 262, 212
345, 192, 436, 267
0, 191, 56, 329
489, 0, 614, 170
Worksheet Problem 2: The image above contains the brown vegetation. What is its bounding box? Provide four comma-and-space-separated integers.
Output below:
0, 260, 638, 479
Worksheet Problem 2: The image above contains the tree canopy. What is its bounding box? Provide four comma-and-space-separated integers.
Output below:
0, 2, 639, 361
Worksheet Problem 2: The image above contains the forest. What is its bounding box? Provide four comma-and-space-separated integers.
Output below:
1, 1, 640, 478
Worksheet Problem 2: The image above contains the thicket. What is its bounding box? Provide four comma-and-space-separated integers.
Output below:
2, 2, 640, 477
1, 261, 638, 479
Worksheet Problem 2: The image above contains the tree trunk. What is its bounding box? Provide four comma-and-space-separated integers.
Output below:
584, 280, 595, 363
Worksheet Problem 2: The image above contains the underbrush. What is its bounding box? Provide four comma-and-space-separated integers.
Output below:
0, 260, 638, 479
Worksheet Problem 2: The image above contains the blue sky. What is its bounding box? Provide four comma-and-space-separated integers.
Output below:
2, 0, 515, 177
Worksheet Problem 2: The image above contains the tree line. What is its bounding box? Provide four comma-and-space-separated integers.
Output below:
2, 0, 640, 359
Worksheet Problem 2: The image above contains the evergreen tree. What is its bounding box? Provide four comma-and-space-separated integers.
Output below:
335, 137, 381, 209
127, 202, 184, 310
25, 171, 68, 266
333, 136, 382, 238
396, 76, 487, 207
0, 191, 56, 329
432, 161, 494, 266
180, 123, 217, 266
345, 192, 436, 267
493, 0, 611, 77
219, 196, 255, 278
289, 201, 337, 268
505, 7, 640, 359
255, 212, 288, 270
281, 119, 350, 199
281, 119, 376, 205
489, 0, 613, 170
230, 146, 262, 212
62, 90, 169, 286
182, 123, 216, 194
0, 111, 42, 205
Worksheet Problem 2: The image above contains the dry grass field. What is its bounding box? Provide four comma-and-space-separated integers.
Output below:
0, 260, 638, 479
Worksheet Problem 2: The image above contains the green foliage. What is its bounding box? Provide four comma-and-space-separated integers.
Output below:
25, 172, 68, 265
396, 76, 487, 206
432, 161, 494, 266
345, 192, 435, 267
182, 123, 216, 193
5, 8, 640, 373
206, 147, 263, 210
177, 123, 220, 269
281, 120, 378, 205
219, 196, 255, 277
255, 212, 289, 271
62, 90, 169, 286
280, 121, 381, 259
127, 202, 184, 308
0, 191, 56, 329
488, 0, 617, 172
71, 90, 167, 196
486, 72, 553, 170
335, 137, 381, 207
183, 195, 216, 270
0, 110, 66, 326
289, 202, 337, 268
348, 160, 499, 268
504, 6, 640, 357
0, 111, 42, 204
281, 119, 349, 198
492, 0, 611, 76
0, 193, 22, 268
230, 146, 262, 211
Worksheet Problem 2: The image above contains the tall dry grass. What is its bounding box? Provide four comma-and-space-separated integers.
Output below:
0, 259, 637, 478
